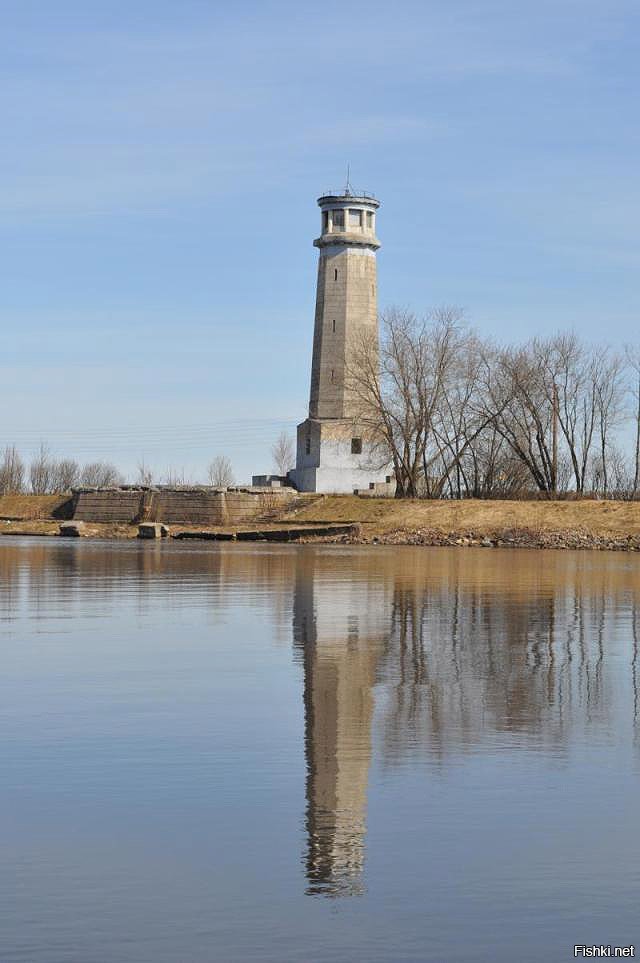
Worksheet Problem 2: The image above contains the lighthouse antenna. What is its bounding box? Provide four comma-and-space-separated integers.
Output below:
344, 163, 354, 196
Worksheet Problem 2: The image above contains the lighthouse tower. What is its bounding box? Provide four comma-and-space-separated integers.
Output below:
292, 188, 392, 493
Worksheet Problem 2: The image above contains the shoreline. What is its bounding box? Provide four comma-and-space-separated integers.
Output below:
1, 521, 640, 552
1, 493, 640, 553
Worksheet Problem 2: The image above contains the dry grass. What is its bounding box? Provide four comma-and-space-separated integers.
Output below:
284, 495, 640, 537
0, 519, 139, 538
0, 494, 72, 520
0, 519, 60, 536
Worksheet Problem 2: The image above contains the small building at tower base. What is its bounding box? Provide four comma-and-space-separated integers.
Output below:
290, 418, 393, 495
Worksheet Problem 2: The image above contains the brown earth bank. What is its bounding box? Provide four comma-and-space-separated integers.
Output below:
0, 494, 72, 520
1, 494, 640, 552
284, 494, 640, 533
286, 496, 640, 550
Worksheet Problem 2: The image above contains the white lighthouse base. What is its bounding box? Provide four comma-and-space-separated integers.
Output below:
289, 418, 394, 495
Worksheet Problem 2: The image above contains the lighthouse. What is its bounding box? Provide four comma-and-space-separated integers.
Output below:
291, 188, 392, 493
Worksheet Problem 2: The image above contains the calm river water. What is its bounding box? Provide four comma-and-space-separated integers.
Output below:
1, 538, 639, 962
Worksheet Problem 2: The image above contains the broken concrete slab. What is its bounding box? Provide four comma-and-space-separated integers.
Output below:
59, 521, 86, 537
138, 523, 169, 539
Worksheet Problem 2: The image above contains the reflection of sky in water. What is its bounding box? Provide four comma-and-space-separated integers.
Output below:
0, 539, 639, 962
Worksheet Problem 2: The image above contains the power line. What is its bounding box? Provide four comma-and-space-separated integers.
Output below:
2, 417, 298, 439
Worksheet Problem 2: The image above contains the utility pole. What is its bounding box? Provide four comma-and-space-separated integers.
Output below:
634, 374, 640, 497
551, 382, 558, 495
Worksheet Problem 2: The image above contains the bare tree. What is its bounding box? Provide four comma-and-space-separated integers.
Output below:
0, 445, 25, 494
207, 455, 235, 487
460, 423, 532, 498
30, 443, 54, 494
271, 431, 294, 477
348, 307, 437, 496
537, 334, 600, 494
484, 335, 636, 497
482, 343, 556, 492
348, 307, 497, 497
137, 459, 154, 486
347, 312, 640, 500
425, 328, 496, 498
593, 348, 626, 496
627, 345, 640, 498
52, 459, 80, 492
162, 466, 195, 486
487, 336, 582, 494
80, 461, 124, 487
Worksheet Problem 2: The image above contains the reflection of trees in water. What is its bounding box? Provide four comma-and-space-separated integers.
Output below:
0, 540, 296, 641
377, 578, 637, 764
632, 602, 640, 740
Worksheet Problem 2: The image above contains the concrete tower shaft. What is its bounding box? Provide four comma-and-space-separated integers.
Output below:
291, 188, 392, 494
309, 194, 381, 420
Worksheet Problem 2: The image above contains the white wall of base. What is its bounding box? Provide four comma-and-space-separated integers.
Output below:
291, 465, 390, 494
292, 418, 392, 494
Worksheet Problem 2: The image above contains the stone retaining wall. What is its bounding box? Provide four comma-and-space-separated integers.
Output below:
71, 487, 296, 526
73, 491, 145, 523
149, 490, 275, 525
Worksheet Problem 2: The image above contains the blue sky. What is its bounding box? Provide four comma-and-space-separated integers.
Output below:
1, 0, 638, 482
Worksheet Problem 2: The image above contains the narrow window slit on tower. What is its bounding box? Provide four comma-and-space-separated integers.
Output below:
334, 268, 338, 281
330, 369, 334, 383
332, 319, 336, 333
305, 437, 311, 455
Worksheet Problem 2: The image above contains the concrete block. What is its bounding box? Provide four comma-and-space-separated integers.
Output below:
251, 474, 287, 487
172, 531, 236, 541
138, 523, 169, 539
59, 521, 86, 537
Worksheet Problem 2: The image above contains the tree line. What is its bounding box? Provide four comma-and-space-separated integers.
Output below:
0, 444, 126, 495
0, 433, 297, 496
348, 308, 640, 499
0, 446, 247, 494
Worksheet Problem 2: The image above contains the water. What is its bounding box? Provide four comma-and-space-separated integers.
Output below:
1, 538, 639, 962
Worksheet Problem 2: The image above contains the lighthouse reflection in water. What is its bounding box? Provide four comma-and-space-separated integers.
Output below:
294, 554, 387, 896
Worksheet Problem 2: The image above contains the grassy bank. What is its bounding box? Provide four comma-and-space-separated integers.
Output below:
0, 494, 72, 520
2, 494, 640, 550
283, 495, 640, 550
285, 495, 640, 535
